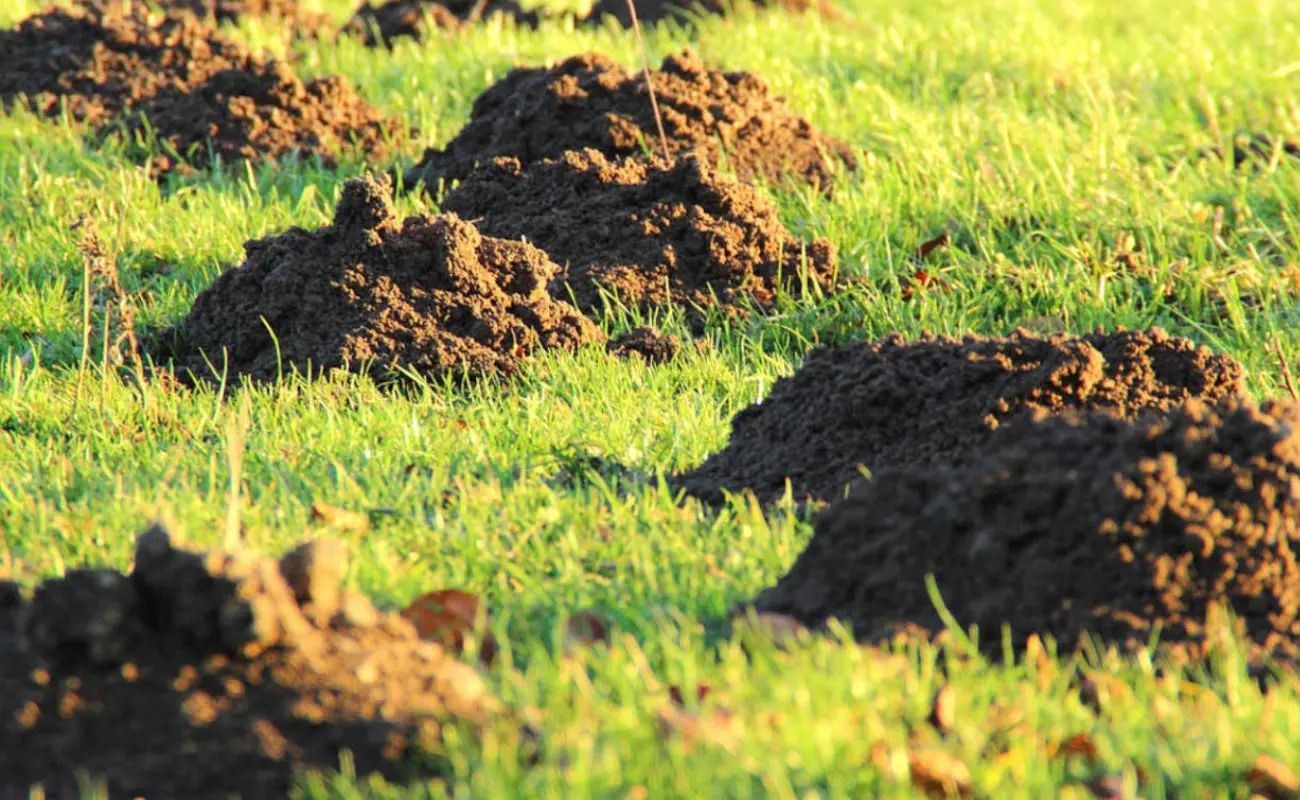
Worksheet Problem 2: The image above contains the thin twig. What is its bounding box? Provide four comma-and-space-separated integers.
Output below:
1273, 332, 1299, 401
624, 0, 671, 164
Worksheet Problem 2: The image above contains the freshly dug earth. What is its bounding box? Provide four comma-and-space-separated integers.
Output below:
342, 0, 541, 46
751, 397, 1300, 661
78, 0, 333, 35
403, 50, 856, 192
585, 0, 839, 27
441, 149, 840, 321
0, 526, 498, 798
167, 175, 600, 384
675, 328, 1246, 505
0, 4, 402, 175
607, 326, 682, 364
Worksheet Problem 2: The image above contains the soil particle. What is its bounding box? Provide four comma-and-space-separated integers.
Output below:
403, 50, 856, 192
0, 525, 498, 799
166, 175, 601, 384
674, 328, 1247, 506
440, 148, 840, 321
750, 397, 1300, 661
0, 4, 403, 176
584, 0, 839, 27
607, 326, 682, 364
341, 0, 541, 46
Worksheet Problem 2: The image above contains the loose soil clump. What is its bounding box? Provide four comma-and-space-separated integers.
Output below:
165, 175, 600, 384
675, 328, 1246, 506
607, 326, 682, 364
79, 0, 333, 36
0, 4, 403, 176
750, 397, 1300, 661
0, 526, 498, 798
584, 0, 838, 28
403, 50, 856, 192
341, 0, 541, 46
440, 149, 840, 321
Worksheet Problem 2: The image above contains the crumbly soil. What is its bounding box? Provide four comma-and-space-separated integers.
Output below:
584, 0, 839, 27
675, 328, 1247, 506
0, 527, 498, 799
163, 175, 601, 384
78, 0, 334, 36
0, 5, 403, 176
607, 326, 682, 364
751, 397, 1300, 661
403, 50, 856, 192
440, 149, 840, 322
341, 0, 541, 46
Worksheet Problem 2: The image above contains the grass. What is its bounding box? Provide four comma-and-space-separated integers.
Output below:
2, 0, 1300, 796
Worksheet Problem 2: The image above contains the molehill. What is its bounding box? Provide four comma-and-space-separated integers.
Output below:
164, 175, 600, 384
675, 328, 1246, 505
584, 0, 839, 28
441, 148, 840, 321
402, 50, 856, 192
342, 0, 541, 46
751, 397, 1300, 662
0, 526, 497, 798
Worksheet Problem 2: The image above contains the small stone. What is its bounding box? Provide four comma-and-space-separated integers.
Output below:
278, 538, 347, 625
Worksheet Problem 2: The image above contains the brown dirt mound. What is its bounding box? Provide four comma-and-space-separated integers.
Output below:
78, 0, 333, 35
341, 0, 541, 46
165, 175, 601, 384
751, 397, 1300, 661
402, 50, 856, 193
674, 328, 1247, 506
440, 148, 840, 322
0, 5, 402, 176
584, 0, 838, 27
0, 526, 498, 798
607, 326, 682, 364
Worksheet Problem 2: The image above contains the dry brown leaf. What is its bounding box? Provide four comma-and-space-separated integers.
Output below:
928, 686, 956, 735
1051, 733, 1100, 762
1248, 754, 1300, 800
908, 750, 973, 798
401, 589, 498, 666
309, 501, 369, 534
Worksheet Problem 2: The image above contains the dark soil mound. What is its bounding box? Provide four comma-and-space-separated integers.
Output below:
0, 527, 498, 798
440, 149, 840, 321
341, 0, 541, 46
584, 0, 838, 27
607, 326, 682, 364
78, 0, 333, 35
675, 328, 1247, 506
166, 175, 600, 384
0, 5, 402, 176
751, 397, 1300, 661
402, 50, 856, 192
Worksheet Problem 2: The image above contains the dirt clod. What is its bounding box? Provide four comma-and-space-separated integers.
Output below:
607, 326, 682, 364
0, 5, 403, 176
165, 175, 600, 384
0, 525, 497, 798
751, 397, 1300, 661
441, 149, 839, 321
342, 0, 541, 46
676, 328, 1246, 506
584, 0, 839, 28
403, 50, 856, 192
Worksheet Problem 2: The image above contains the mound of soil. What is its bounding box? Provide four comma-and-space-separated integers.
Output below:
341, 0, 541, 46
584, 0, 837, 27
751, 397, 1300, 661
440, 149, 840, 321
0, 4, 402, 175
675, 328, 1247, 506
0, 527, 498, 798
166, 175, 600, 384
607, 326, 682, 364
402, 50, 856, 192
79, 0, 333, 35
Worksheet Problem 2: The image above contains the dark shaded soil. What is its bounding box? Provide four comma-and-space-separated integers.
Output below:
584, 0, 838, 27
403, 50, 856, 193
163, 175, 601, 384
0, 527, 498, 799
675, 328, 1247, 506
441, 149, 840, 322
751, 397, 1300, 661
607, 326, 682, 364
0, 4, 403, 176
79, 0, 333, 36
341, 0, 541, 46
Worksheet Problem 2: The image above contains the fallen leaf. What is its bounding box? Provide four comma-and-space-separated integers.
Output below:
914, 233, 950, 260
1051, 733, 1100, 762
908, 750, 973, 798
928, 686, 956, 735
901, 269, 951, 300
401, 589, 498, 665
309, 501, 369, 534
1248, 754, 1299, 800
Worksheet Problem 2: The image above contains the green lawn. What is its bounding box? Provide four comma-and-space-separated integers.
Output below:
2, 0, 1300, 796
